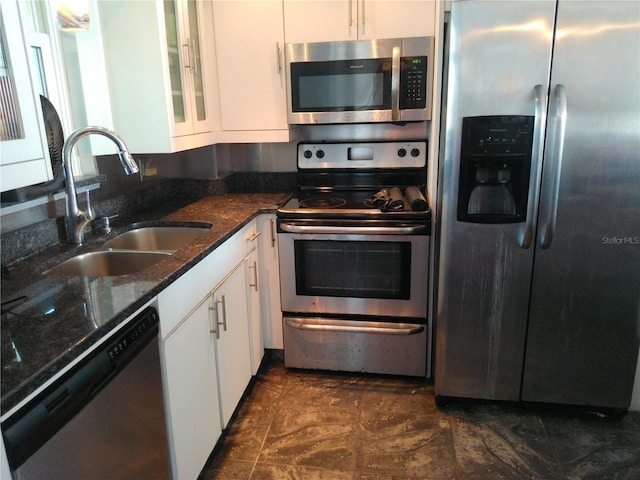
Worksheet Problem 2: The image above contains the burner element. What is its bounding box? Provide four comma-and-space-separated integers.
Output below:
299, 197, 347, 209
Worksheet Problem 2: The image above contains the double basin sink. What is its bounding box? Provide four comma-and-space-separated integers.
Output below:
45, 222, 212, 277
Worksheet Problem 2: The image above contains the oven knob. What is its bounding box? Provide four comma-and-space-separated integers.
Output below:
316, 150, 325, 159
411, 148, 420, 157
397, 148, 407, 158
303, 150, 313, 159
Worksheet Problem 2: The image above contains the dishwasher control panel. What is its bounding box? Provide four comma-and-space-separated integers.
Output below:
107, 307, 159, 364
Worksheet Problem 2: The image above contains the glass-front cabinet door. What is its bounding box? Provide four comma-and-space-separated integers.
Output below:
0, 1, 51, 192
163, 0, 212, 138
186, 0, 206, 125
163, 0, 189, 136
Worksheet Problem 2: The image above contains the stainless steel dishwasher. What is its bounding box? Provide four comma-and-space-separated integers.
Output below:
2, 306, 171, 479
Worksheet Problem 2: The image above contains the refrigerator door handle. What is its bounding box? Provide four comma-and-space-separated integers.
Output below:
540, 84, 568, 249
521, 84, 548, 249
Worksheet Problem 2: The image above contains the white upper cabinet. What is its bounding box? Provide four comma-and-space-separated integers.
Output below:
96, 0, 217, 153
212, 1, 291, 143
283, 0, 437, 43
0, 0, 52, 192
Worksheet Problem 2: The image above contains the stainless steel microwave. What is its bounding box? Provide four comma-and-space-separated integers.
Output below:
285, 37, 434, 125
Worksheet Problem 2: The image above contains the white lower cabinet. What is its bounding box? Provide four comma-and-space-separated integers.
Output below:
246, 249, 263, 375
158, 222, 259, 478
257, 214, 283, 350
161, 299, 222, 480
212, 263, 253, 427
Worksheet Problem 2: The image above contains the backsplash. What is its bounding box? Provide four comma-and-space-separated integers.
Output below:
0, 172, 296, 266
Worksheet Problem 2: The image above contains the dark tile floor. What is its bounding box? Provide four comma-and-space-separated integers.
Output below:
202, 352, 640, 479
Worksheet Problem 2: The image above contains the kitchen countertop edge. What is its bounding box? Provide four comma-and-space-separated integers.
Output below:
1, 192, 290, 418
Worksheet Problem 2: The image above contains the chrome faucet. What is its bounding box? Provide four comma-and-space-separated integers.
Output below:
62, 126, 139, 244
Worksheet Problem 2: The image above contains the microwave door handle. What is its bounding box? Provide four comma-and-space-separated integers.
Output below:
391, 46, 401, 121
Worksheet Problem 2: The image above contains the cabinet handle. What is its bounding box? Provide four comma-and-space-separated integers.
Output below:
348, 0, 353, 27
270, 218, 276, 248
247, 231, 261, 243
208, 304, 219, 339
249, 261, 258, 291
190, 40, 198, 75
276, 42, 282, 75
216, 295, 227, 332
361, 0, 365, 31
182, 39, 191, 70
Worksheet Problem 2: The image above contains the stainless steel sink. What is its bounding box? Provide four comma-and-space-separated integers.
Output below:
103, 224, 211, 252
44, 223, 211, 277
44, 250, 171, 277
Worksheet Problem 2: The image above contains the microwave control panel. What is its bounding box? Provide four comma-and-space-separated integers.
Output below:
400, 56, 427, 110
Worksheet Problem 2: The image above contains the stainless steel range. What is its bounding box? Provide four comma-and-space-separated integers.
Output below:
277, 141, 431, 376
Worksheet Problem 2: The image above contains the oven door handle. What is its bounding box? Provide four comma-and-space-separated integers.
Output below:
279, 223, 427, 235
284, 318, 424, 335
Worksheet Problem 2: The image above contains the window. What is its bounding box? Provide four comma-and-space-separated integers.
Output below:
18, 0, 97, 177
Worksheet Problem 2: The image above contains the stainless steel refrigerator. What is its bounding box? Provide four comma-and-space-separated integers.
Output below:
435, 0, 640, 410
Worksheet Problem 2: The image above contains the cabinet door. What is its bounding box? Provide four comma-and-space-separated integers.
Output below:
182, 0, 216, 135
213, 263, 252, 427
357, 1, 437, 39
0, 0, 51, 192
164, 0, 215, 137
246, 250, 263, 375
213, 1, 288, 132
284, 0, 436, 43
257, 214, 283, 350
283, 0, 355, 43
95, 0, 216, 153
162, 299, 222, 480
163, 0, 192, 137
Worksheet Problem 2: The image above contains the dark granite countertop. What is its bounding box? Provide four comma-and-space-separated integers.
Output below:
0, 192, 290, 417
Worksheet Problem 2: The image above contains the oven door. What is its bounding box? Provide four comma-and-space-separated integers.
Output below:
278, 222, 429, 319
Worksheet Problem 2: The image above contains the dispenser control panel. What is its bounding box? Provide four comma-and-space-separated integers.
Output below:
457, 115, 534, 224
465, 116, 533, 156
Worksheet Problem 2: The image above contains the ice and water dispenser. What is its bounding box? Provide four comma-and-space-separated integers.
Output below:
457, 116, 534, 223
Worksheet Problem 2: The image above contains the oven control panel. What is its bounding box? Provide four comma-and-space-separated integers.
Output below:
298, 142, 427, 170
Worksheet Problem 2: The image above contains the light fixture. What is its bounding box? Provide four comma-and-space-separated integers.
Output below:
57, 0, 90, 32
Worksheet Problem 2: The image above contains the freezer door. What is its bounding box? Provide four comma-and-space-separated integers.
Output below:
435, 1, 555, 400
521, 1, 640, 409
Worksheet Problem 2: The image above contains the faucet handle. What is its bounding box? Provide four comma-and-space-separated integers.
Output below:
94, 214, 119, 234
